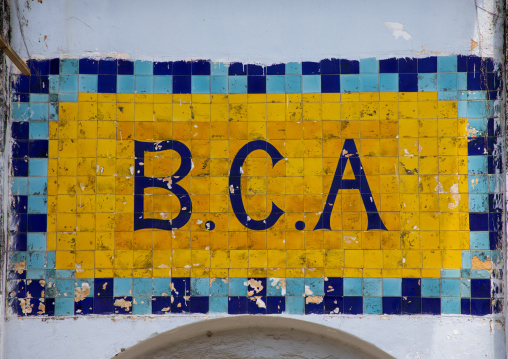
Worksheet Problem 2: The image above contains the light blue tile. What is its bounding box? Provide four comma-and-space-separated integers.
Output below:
340, 75, 359, 93
285, 75, 301, 93
266, 76, 285, 94
28, 158, 48, 176
58, 93, 78, 102
380, 73, 398, 92
344, 278, 362, 296
440, 269, 460, 278
469, 194, 488, 212
441, 279, 460, 297
468, 175, 488, 193
46, 251, 56, 269
27, 251, 46, 269
467, 118, 487, 136
134, 60, 153, 75
49, 75, 59, 93
461, 278, 471, 297
30, 94, 49, 102
29, 122, 48, 140
152, 277, 171, 296
286, 277, 305, 296
360, 74, 379, 92
209, 297, 228, 313
133, 278, 152, 296
302, 75, 321, 93
28, 177, 47, 196
30, 103, 48, 121
267, 278, 285, 296
210, 278, 228, 296
286, 62, 302, 75
468, 91, 487, 100
471, 250, 491, 262
492, 250, 503, 265
114, 278, 132, 296
458, 91, 468, 100
467, 101, 489, 118
135, 76, 153, 94
117, 75, 134, 94
75, 279, 94, 298
192, 76, 211, 94
11, 102, 30, 121
79, 75, 98, 93
437, 56, 457, 72
27, 233, 46, 251
27, 196, 47, 214
438, 91, 457, 101
60, 59, 79, 74
469, 232, 490, 250
438, 73, 457, 91
363, 296, 382, 314
489, 174, 503, 193
26, 269, 45, 279
211, 62, 228, 76
55, 269, 75, 278
462, 251, 472, 269
191, 277, 210, 296
55, 298, 74, 316
286, 296, 304, 314
363, 278, 382, 296
211, 76, 228, 94
421, 278, 440, 297
360, 58, 378, 73
468, 157, 487, 175
457, 100, 467, 117
441, 298, 460, 314
11, 177, 28, 195
154, 76, 172, 94
55, 279, 74, 298
133, 296, 151, 314
458, 73, 468, 90
418, 73, 437, 92
383, 278, 401, 296
305, 277, 324, 296
229, 76, 247, 94
59, 75, 78, 93
229, 278, 247, 296
471, 269, 490, 279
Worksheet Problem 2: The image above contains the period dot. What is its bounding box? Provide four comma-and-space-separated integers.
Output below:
295, 221, 305, 230
205, 221, 215, 231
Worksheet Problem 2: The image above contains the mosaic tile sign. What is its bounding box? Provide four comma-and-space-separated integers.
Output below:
7, 56, 503, 316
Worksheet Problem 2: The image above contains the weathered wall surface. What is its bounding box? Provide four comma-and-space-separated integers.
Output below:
2, 0, 506, 358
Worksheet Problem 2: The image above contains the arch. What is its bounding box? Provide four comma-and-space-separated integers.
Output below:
114, 316, 394, 359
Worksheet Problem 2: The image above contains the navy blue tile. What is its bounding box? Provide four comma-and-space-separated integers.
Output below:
468, 137, 486, 156
488, 156, 502, 174
44, 298, 55, 316
247, 76, 266, 94
421, 298, 441, 315
304, 299, 324, 314
229, 62, 247, 76
118, 60, 134, 75
190, 296, 209, 314
302, 61, 320, 75
489, 194, 503, 213
153, 61, 173, 75
171, 278, 190, 296
457, 55, 468, 72
9, 299, 24, 316
486, 73, 501, 91
266, 63, 285, 75
29, 140, 48, 158
418, 57, 437, 73
340, 60, 359, 74
8, 269, 26, 280
27, 214, 46, 232
192, 60, 211, 75
15, 214, 28, 233
75, 297, 94, 315
12, 159, 28, 178
402, 278, 421, 297
266, 296, 285, 314
487, 137, 501, 156
399, 74, 418, 92
10, 195, 28, 214
30, 76, 49, 94
228, 296, 248, 314
173, 76, 191, 94
461, 298, 471, 314
94, 278, 113, 297
379, 58, 398, 73
325, 277, 343, 296
114, 296, 133, 314
12, 140, 28, 158
467, 56, 482, 73
247, 64, 265, 76
321, 75, 340, 93
467, 72, 486, 91
11, 122, 29, 140
482, 58, 495, 72
320, 58, 340, 74
10, 233, 27, 251
489, 212, 503, 232
79, 58, 99, 74
402, 296, 421, 314
173, 61, 191, 75
12, 75, 29, 93
171, 297, 189, 313
471, 298, 491, 316
343, 296, 363, 314
9, 280, 26, 298
490, 231, 502, 250
399, 58, 417, 73
382, 297, 402, 314
152, 296, 172, 314
28, 59, 50, 76
94, 297, 114, 314
247, 278, 266, 296
471, 279, 490, 298
12, 93, 29, 102
469, 213, 488, 231
98, 75, 117, 93
49, 58, 60, 75
248, 296, 267, 314
99, 59, 117, 75
488, 118, 500, 137
492, 299, 503, 314
26, 279, 45, 297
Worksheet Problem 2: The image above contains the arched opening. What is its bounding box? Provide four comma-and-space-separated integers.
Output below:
114, 316, 394, 359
